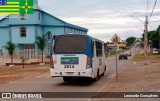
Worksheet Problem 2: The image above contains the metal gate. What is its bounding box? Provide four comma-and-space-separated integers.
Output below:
18, 49, 37, 59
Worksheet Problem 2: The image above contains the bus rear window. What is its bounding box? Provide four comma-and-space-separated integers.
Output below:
54, 35, 88, 53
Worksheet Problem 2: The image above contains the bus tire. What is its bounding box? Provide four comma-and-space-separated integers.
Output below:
101, 66, 106, 76
63, 77, 71, 82
93, 69, 99, 82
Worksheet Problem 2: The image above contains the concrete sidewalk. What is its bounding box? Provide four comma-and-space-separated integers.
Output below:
92, 61, 160, 101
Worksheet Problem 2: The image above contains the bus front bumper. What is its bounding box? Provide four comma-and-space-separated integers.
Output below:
50, 68, 94, 78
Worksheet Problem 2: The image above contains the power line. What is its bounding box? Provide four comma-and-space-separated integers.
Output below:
149, 0, 158, 21
148, 24, 155, 30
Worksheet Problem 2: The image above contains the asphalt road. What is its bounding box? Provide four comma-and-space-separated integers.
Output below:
0, 48, 137, 101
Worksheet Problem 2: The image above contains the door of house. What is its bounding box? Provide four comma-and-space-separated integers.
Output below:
22, 44, 36, 59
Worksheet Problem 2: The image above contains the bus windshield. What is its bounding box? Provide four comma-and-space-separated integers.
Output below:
54, 35, 88, 53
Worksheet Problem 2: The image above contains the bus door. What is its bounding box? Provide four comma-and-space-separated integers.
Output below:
92, 40, 97, 75
95, 41, 103, 74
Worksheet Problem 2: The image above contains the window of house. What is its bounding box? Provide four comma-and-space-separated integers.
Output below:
47, 31, 52, 40
20, 27, 26, 37
20, 14, 26, 20
38, 13, 40, 20
23, 44, 35, 49
96, 41, 102, 57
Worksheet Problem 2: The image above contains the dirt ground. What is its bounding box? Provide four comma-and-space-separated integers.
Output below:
92, 61, 160, 101
0, 65, 50, 84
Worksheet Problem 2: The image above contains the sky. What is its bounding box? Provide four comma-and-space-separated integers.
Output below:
1, 0, 160, 42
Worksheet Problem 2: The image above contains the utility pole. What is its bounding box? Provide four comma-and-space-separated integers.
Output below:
130, 15, 149, 64
159, 25, 160, 52
144, 16, 149, 65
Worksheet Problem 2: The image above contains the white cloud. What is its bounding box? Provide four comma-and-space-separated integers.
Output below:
0, 0, 159, 42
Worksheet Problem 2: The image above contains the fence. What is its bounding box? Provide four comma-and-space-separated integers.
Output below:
1, 49, 50, 60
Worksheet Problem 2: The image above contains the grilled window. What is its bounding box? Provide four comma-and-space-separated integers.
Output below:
20, 27, 26, 37
38, 13, 40, 20
96, 41, 102, 57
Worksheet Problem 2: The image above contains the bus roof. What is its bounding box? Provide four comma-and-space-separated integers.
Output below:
53, 34, 105, 43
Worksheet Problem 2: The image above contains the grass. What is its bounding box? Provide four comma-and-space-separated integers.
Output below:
132, 53, 160, 62
108, 50, 126, 56
0, 65, 49, 74
0, 65, 50, 83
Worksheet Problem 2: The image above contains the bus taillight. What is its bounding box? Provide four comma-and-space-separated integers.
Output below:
86, 57, 91, 69
50, 59, 54, 69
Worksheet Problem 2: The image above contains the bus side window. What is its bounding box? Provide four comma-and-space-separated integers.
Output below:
96, 41, 102, 57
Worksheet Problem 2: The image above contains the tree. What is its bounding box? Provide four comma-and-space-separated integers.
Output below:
36, 35, 46, 62
151, 32, 159, 48
126, 37, 136, 46
3, 41, 16, 63
20, 56, 28, 68
143, 26, 160, 49
150, 26, 160, 49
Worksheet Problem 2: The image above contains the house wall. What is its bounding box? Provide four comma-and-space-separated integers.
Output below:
42, 26, 64, 35
42, 12, 65, 26
11, 26, 36, 44
0, 18, 9, 27
0, 27, 9, 50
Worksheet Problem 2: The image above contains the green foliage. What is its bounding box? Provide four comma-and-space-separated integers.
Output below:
151, 32, 159, 48
126, 37, 136, 46
20, 56, 28, 63
109, 50, 125, 55
2, 41, 16, 63
36, 35, 46, 51
3, 41, 15, 56
132, 53, 160, 62
145, 26, 160, 49
36, 35, 46, 62
20, 56, 28, 68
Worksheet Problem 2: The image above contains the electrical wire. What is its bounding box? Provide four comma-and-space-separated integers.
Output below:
149, 0, 158, 21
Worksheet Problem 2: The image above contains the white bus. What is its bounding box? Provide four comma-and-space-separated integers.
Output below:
50, 34, 107, 82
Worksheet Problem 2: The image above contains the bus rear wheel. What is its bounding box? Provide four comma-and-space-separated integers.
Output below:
101, 66, 106, 76
93, 70, 99, 82
63, 77, 72, 82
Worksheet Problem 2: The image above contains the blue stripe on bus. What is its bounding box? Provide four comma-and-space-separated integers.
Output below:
85, 37, 92, 68
85, 37, 92, 58
50, 36, 54, 58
